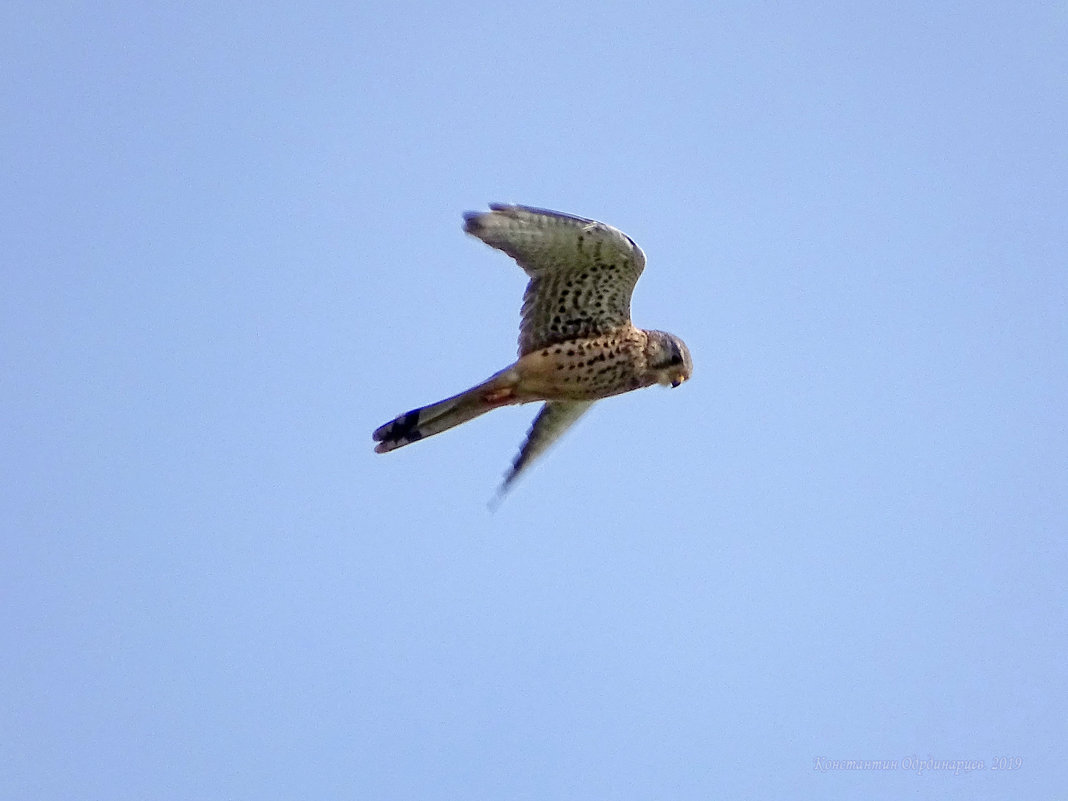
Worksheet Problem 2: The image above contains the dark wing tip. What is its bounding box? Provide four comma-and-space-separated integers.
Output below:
488, 460, 522, 511
463, 204, 518, 232
464, 204, 596, 231
462, 210, 484, 235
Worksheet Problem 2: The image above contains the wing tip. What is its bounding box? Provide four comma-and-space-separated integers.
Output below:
461, 210, 482, 235
462, 204, 518, 234
464, 203, 595, 232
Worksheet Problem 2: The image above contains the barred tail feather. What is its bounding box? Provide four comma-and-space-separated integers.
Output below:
373, 368, 519, 454
372, 393, 484, 453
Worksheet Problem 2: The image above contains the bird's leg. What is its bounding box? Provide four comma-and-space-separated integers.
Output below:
482, 386, 517, 405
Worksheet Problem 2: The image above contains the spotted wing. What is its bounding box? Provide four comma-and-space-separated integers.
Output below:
463, 204, 646, 356
493, 400, 594, 502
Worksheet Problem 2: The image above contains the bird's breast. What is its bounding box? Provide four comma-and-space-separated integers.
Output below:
515, 332, 651, 401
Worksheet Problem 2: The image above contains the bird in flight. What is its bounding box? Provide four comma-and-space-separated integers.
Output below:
373, 204, 692, 498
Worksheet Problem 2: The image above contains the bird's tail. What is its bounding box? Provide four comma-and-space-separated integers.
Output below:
373, 367, 521, 454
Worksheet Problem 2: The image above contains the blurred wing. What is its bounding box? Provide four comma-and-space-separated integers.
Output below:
463, 204, 645, 355
493, 400, 595, 502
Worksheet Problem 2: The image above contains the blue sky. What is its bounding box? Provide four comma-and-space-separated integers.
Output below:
3, 2, 1066, 799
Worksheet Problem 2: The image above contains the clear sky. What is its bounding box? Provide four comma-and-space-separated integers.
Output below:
3, 2, 1066, 799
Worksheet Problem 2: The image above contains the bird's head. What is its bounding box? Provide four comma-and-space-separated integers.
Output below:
644, 330, 693, 388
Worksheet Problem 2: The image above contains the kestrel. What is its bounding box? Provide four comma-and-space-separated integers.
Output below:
373, 204, 692, 495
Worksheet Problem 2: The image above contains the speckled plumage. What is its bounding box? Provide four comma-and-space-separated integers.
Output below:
373, 204, 693, 498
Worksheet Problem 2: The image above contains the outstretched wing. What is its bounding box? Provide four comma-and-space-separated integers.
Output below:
493, 400, 595, 502
463, 204, 646, 356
